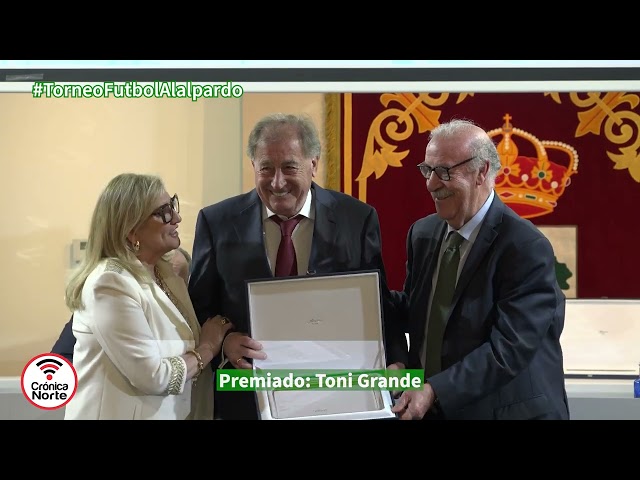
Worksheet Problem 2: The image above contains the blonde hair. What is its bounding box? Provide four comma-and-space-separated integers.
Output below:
65, 173, 166, 311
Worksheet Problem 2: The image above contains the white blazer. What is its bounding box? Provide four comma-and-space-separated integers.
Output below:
64, 258, 213, 420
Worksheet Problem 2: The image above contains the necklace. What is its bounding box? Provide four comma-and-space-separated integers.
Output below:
154, 265, 187, 320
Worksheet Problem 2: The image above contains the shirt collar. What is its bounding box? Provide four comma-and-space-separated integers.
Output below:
264, 186, 314, 221
446, 189, 495, 242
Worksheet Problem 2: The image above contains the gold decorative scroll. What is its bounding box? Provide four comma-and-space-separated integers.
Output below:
326, 91, 640, 203
547, 92, 640, 182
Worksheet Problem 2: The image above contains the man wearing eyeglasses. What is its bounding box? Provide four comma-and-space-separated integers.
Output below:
389, 119, 569, 420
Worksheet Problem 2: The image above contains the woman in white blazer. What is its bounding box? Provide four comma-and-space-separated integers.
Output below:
64, 173, 233, 420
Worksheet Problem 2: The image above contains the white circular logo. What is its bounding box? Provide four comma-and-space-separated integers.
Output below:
21, 353, 78, 410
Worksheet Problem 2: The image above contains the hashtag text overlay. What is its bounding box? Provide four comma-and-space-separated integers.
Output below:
32, 81, 244, 101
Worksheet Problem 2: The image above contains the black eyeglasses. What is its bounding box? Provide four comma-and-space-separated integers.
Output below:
152, 194, 180, 224
417, 157, 475, 181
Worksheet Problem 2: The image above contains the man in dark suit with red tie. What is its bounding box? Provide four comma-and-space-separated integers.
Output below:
390, 119, 569, 420
188, 113, 408, 420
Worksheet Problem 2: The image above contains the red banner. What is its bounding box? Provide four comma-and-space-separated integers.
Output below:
328, 92, 640, 298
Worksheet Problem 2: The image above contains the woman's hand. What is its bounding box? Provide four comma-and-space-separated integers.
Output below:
199, 315, 234, 357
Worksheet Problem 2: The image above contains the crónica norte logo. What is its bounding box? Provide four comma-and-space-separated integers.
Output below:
21, 353, 78, 410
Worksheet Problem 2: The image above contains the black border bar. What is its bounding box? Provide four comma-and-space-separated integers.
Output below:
2, 68, 640, 83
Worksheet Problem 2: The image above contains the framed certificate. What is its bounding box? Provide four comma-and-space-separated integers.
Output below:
562, 299, 640, 379
246, 270, 396, 420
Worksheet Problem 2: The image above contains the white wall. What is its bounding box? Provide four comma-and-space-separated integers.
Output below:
0, 94, 243, 376
1, 92, 324, 377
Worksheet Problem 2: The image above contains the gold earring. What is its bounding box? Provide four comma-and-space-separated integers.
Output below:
134, 240, 140, 252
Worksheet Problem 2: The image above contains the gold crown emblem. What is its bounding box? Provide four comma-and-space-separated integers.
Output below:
487, 114, 579, 219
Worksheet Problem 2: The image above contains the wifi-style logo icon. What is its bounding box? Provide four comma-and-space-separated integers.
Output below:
36, 357, 64, 381
21, 353, 77, 410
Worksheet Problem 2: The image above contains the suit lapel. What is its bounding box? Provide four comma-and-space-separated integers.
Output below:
416, 222, 447, 309
412, 221, 447, 351
152, 261, 199, 341
231, 191, 272, 276
308, 184, 338, 273
451, 195, 504, 308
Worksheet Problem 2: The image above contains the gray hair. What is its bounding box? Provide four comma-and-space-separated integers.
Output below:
430, 119, 502, 184
246, 113, 321, 160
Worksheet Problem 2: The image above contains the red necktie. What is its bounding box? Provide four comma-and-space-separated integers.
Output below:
271, 214, 304, 277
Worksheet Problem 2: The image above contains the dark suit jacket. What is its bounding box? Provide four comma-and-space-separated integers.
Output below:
189, 183, 408, 420
392, 195, 569, 420
51, 315, 75, 363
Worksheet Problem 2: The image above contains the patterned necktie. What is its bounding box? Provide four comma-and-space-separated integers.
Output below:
271, 214, 304, 277
422, 231, 465, 377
